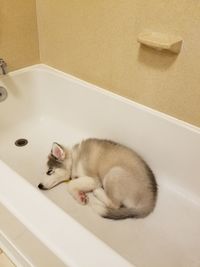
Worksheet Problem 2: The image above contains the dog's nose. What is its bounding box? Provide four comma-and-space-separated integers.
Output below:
38, 183, 44, 190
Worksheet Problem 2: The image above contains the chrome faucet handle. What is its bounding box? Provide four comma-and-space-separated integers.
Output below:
0, 58, 7, 75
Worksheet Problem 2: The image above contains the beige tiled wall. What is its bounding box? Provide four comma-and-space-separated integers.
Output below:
0, 0, 40, 71
1, 1, 200, 126
36, 0, 200, 127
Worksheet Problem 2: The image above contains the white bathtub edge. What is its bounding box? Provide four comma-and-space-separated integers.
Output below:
0, 160, 134, 267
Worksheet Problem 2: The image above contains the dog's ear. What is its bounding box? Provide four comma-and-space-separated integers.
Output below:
51, 143, 65, 161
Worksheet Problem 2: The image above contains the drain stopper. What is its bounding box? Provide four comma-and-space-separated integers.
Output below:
15, 138, 28, 147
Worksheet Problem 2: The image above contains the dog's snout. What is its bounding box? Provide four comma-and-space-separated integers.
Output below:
38, 183, 45, 190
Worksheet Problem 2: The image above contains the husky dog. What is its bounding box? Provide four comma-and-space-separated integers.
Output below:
38, 139, 157, 219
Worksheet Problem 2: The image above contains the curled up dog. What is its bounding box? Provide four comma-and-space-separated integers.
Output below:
38, 138, 158, 220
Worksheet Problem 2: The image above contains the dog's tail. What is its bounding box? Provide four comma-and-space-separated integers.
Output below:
90, 200, 150, 220
89, 194, 154, 220
101, 206, 150, 220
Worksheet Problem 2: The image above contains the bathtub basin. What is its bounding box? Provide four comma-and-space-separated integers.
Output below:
0, 64, 200, 267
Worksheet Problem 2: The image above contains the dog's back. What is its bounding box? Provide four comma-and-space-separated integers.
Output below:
73, 138, 157, 219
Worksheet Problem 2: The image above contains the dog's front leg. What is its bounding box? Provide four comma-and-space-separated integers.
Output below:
68, 176, 100, 205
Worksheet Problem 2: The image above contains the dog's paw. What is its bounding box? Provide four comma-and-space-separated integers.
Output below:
74, 191, 88, 205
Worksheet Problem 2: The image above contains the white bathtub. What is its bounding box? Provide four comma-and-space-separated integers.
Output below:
0, 64, 200, 267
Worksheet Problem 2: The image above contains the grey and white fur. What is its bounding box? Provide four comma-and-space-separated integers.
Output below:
38, 138, 157, 220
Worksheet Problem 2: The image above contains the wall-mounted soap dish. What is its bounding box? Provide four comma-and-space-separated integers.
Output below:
137, 31, 183, 54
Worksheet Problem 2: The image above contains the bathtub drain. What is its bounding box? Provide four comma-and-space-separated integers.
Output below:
0, 86, 8, 102
15, 138, 28, 147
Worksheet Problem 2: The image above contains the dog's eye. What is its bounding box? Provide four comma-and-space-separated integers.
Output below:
46, 169, 54, 175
